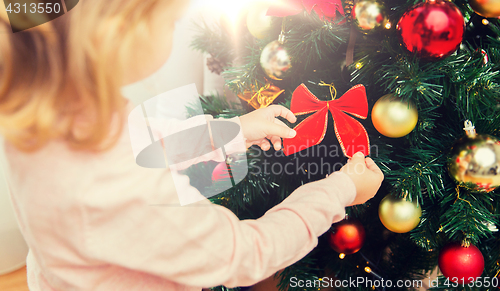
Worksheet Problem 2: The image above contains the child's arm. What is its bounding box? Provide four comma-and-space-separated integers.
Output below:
82, 169, 353, 288
80, 144, 381, 288
146, 105, 296, 171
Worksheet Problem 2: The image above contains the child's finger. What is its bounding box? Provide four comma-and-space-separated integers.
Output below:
365, 157, 384, 176
273, 118, 288, 127
350, 151, 365, 164
272, 119, 292, 144
270, 135, 282, 150
260, 140, 271, 151
265, 122, 296, 139
364, 157, 377, 169
267, 105, 297, 123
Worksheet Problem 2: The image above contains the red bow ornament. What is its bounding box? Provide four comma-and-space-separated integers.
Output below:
283, 84, 370, 158
267, 0, 345, 22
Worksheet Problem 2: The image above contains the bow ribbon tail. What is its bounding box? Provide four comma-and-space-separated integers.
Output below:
330, 107, 370, 158
283, 107, 329, 156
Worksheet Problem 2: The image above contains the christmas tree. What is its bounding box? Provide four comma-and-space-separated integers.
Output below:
190, 0, 500, 290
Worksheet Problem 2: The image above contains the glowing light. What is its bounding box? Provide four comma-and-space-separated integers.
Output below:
355, 62, 363, 69
385, 22, 392, 29
482, 19, 490, 25
339, 253, 346, 259
364, 266, 372, 273
198, 0, 279, 28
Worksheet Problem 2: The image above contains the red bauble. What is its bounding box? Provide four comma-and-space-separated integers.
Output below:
212, 162, 231, 182
438, 242, 485, 284
397, 0, 465, 60
327, 219, 366, 255
267, 0, 345, 21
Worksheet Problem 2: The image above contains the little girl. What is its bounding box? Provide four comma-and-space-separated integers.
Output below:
0, 1, 384, 290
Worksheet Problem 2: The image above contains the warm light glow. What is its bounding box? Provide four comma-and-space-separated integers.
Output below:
385, 22, 392, 29
364, 267, 372, 273
355, 62, 363, 69
198, 0, 279, 27
339, 253, 346, 259
482, 19, 490, 25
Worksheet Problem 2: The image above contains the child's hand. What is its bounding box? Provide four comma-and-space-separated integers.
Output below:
338, 152, 384, 206
238, 105, 297, 150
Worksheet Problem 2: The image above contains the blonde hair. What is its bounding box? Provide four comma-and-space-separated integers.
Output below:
0, 0, 179, 152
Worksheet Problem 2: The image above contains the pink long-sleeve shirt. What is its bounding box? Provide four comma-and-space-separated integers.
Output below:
4, 116, 356, 291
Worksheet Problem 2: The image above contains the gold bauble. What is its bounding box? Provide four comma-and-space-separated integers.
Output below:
371, 94, 418, 138
468, 0, 500, 18
352, 0, 388, 33
260, 40, 292, 80
247, 2, 273, 39
447, 133, 500, 192
379, 195, 422, 233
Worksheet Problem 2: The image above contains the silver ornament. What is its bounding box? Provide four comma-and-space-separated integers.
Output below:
260, 40, 292, 80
